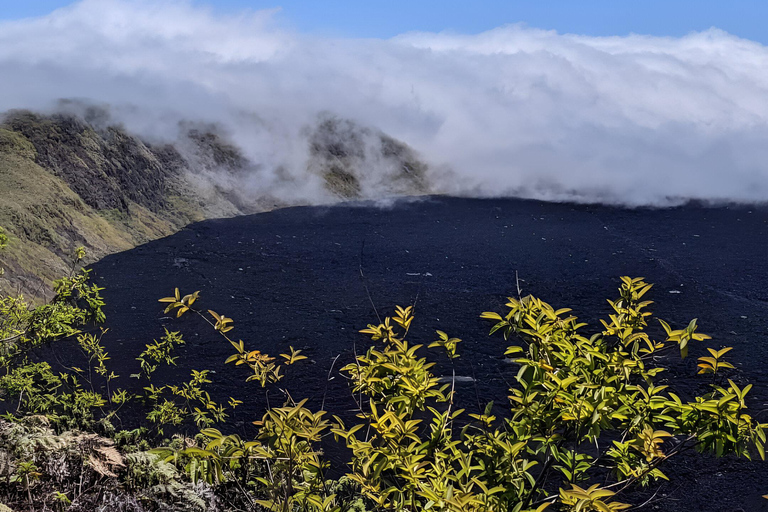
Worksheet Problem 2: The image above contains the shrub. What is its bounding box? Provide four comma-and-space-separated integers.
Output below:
166, 277, 765, 511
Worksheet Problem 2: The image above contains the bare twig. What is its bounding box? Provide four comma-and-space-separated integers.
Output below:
358, 240, 381, 324
321, 354, 341, 411
632, 484, 665, 510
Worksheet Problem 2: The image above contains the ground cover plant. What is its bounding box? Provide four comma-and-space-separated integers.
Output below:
0, 230, 765, 511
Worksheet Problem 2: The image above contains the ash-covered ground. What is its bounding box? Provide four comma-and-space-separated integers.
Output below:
89, 196, 768, 511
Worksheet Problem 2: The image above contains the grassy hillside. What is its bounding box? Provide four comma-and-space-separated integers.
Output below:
0, 113, 239, 298
0, 131, 169, 297
0, 109, 433, 298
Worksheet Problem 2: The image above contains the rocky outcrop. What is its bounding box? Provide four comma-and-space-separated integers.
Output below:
308, 115, 429, 199
5, 112, 173, 213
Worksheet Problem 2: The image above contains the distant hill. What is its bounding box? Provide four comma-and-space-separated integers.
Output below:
0, 109, 431, 297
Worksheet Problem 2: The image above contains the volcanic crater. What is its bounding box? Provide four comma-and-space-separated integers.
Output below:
86, 196, 768, 512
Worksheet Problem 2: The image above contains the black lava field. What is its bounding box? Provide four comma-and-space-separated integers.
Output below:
89, 196, 768, 511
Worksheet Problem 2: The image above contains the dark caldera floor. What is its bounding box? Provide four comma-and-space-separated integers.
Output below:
87, 196, 768, 512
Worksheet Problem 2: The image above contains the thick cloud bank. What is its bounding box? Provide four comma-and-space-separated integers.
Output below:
2, 0, 768, 205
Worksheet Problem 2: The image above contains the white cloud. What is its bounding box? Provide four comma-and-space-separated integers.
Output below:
1, 0, 768, 205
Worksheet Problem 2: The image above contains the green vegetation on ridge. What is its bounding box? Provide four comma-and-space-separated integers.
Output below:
0, 111, 249, 298
0, 110, 434, 299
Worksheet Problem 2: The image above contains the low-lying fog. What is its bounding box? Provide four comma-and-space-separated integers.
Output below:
2, 0, 768, 206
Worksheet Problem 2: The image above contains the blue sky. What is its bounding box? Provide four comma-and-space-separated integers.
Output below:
0, 0, 765, 43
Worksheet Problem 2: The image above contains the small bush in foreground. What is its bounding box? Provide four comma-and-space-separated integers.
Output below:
159, 277, 764, 512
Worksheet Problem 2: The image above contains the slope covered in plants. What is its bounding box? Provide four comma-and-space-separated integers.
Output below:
0, 109, 432, 298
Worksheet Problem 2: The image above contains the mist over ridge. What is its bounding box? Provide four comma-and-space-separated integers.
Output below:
2, 0, 768, 206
